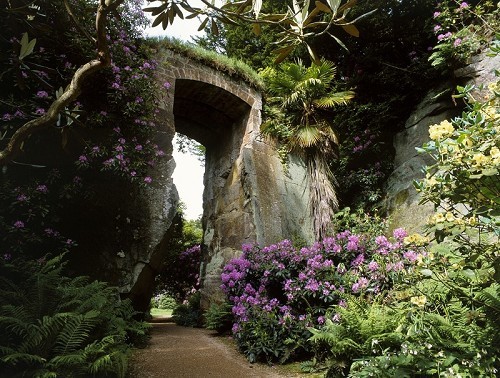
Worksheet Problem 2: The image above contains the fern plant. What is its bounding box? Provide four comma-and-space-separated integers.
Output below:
0, 254, 149, 377
308, 295, 405, 375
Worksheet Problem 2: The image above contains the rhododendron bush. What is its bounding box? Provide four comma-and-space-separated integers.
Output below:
220, 228, 428, 363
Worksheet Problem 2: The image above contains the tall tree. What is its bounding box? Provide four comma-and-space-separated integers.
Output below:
262, 59, 354, 239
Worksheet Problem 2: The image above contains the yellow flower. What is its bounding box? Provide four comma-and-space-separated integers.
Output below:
461, 137, 473, 148
425, 176, 438, 186
410, 295, 427, 308
445, 212, 455, 222
488, 81, 499, 94
490, 147, 500, 159
404, 233, 429, 246
428, 120, 454, 140
468, 217, 478, 226
481, 106, 499, 120
472, 153, 489, 166
433, 213, 446, 223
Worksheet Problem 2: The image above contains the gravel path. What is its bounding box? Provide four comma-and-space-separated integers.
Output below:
127, 317, 294, 378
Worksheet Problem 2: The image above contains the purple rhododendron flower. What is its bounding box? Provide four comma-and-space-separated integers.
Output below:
17, 194, 28, 202
14, 220, 24, 228
393, 228, 408, 240
368, 260, 379, 272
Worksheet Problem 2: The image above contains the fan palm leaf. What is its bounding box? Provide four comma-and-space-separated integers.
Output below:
314, 91, 355, 108
292, 126, 322, 148
261, 58, 353, 239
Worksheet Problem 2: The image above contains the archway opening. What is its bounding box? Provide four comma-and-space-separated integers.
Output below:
149, 78, 253, 315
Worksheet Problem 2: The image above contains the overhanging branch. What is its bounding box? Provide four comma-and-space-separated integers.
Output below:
0, 0, 125, 165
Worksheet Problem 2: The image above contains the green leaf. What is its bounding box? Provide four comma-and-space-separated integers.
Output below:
327, 32, 349, 51
341, 24, 359, 37
306, 43, 320, 65
19, 33, 37, 60
274, 45, 295, 64
327, 0, 341, 15
481, 168, 498, 176
197, 17, 209, 31
420, 269, 433, 277
461, 269, 476, 279
315, 1, 332, 13
252, 23, 261, 36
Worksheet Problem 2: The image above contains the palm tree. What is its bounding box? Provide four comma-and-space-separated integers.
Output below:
261, 59, 354, 240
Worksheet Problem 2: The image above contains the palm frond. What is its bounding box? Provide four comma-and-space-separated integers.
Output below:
292, 126, 322, 148
314, 91, 355, 108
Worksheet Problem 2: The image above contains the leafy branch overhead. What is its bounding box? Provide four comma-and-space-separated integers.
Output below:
0, 0, 126, 165
143, 0, 377, 63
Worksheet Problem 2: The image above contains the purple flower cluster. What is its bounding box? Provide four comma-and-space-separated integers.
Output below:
221, 228, 427, 344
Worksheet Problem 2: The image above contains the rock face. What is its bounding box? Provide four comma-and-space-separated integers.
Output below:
155, 50, 314, 307
384, 51, 500, 233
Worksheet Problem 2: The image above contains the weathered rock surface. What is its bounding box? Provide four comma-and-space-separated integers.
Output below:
154, 49, 314, 308
384, 51, 500, 233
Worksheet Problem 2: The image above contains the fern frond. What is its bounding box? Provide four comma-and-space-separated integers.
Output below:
0, 313, 30, 340
18, 314, 68, 354
476, 283, 500, 321
53, 312, 99, 355
1, 352, 45, 365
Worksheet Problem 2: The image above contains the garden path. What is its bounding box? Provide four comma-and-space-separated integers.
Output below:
127, 316, 295, 378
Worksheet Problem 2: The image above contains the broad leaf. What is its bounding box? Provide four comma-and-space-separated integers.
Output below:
19, 33, 36, 60
341, 24, 359, 37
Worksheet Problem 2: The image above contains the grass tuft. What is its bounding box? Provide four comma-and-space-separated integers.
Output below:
145, 36, 265, 90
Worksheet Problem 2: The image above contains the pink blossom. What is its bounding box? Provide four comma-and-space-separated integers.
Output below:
14, 220, 25, 228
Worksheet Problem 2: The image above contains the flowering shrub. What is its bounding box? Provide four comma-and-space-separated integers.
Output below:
2, 0, 166, 184
318, 72, 500, 377
415, 79, 499, 241
156, 244, 202, 302
429, 0, 498, 68
220, 227, 427, 363
0, 175, 80, 262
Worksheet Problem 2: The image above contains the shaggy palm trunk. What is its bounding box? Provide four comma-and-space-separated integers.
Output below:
307, 152, 338, 240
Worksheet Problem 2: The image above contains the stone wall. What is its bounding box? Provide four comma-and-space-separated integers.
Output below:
155, 49, 314, 307
384, 51, 500, 233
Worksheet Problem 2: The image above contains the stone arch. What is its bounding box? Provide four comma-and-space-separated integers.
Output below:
127, 49, 314, 309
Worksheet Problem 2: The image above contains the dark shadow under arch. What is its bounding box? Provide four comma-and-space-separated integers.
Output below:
173, 79, 251, 147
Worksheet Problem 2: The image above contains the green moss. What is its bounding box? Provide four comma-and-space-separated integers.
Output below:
394, 189, 409, 207
146, 36, 264, 90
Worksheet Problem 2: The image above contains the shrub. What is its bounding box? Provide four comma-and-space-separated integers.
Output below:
151, 293, 176, 310
429, 0, 498, 69
204, 302, 233, 334
172, 291, 203, 328
220, 224, 427, 363
311, 61, 500, 377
